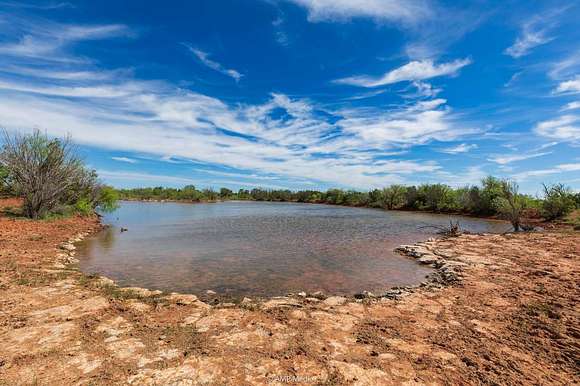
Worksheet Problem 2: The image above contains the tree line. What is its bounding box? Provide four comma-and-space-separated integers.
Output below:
117, 178, 580, 231
1, 130, 577, 229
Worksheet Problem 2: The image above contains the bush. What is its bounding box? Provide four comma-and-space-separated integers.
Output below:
418, 184, 456, 212
97, 186, 119, 213
382, 185, 406, 209
542, 183, 576, 220
0, 130, 117, 218
494, 179, 526, 231
0, 164, 11, 195
479, 176, 503, 215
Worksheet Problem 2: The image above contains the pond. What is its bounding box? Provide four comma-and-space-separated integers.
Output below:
77, 201, 510, 298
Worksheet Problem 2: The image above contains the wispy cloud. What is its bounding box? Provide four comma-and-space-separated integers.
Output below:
554, 76, 580, 94
563, 101, 580, 111
334, 58, 471, 88
440, 143, 478, 154
534, 114, 580, 142
512, 163, 580, 181
0, 1, 73, 10
111, 156, 138, 164
284, 0, 433, 25
182, 43, 243, 82
505, 16, 555, 58
488, 151, 551, 165
0, 16, 132, 61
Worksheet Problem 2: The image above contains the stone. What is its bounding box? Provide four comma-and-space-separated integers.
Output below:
123, 287, 162, 297
323, 296, 347, 306
167, 293, 198, 305
417, 255, 438, 265
311, 291, 325, 299
60, 243, 76, 251
206, 290, 217, 295
97, 277, 116, 287
297, 291, 307, 297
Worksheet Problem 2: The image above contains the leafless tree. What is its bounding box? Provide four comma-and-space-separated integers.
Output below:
0, 129, 87, 218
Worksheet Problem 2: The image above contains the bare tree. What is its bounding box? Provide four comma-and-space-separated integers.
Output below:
0, 129, 87, 218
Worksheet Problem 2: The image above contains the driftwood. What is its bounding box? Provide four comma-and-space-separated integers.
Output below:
418, 220, 463, 237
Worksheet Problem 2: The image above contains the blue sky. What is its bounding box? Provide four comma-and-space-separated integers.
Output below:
0, 0, 579, 194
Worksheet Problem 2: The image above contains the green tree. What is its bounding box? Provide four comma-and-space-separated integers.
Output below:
219, 187, 233, 199
0, 130, 114, 218
382, 185, 406, 209
542, 183, 576, 220
418, 184, 456, 212
480, 176, 503, 215
494, 179, 526, 231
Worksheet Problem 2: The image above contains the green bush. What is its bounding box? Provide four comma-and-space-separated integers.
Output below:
493, 179, 526, 231
97, 186, 119, 213
0, 130, 116, 219
542, 183, 576, 220
382, 185, 406, 209
75, 197, 93, 216
418, 184, 456, 212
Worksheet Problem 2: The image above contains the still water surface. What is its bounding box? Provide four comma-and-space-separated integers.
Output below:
77, 201, 510, 298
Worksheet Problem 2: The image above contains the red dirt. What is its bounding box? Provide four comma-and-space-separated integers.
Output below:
0, 198, 578, 385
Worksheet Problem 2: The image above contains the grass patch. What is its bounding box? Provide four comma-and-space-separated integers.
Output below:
15, 269, 71, 287
160, 325, 206, 357
524, 302, 561, 320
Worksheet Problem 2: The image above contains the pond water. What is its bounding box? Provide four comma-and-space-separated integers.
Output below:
77, 201, 510, 298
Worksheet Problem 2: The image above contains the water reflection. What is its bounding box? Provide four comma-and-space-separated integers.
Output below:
77, 201, 511, 298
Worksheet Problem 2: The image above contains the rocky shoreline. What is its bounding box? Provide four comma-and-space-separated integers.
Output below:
1, 198, 578, 385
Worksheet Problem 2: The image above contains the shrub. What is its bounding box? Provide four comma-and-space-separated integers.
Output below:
494, 179, 526, 231
479, 176, 503, 215
0, 129, 116, 218
74, 197, 93, 216
541, 183, 575, 220
418, 184, 456, 212
97, 186, 119, 213
0, 164, 11, 195
382, 185, 406, 210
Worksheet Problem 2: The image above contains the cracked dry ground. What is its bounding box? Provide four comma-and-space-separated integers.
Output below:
0, 200, 579, 385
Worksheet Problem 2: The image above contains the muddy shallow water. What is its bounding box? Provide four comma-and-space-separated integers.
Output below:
77, 201, 510, 298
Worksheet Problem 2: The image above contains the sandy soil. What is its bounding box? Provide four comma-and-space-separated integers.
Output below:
0, 198, 578, 385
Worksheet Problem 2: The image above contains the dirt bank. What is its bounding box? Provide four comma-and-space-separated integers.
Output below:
0, 198, 578, 385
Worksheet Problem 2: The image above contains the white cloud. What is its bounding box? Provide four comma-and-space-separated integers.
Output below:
512, 163, 580, 181
334, 58, 471, 88
182, 44, 243, 82
285, 0, 432, 25
504, 8, 567, 59
488, 152, 551, 165
337, 99, 477, 146
440, 143, 478, 154
409, 81, 442, 98
563, 101, 580, 111
534, 114, 580, 142
555, 76, 580, 94
111, 156, 138, 164
0, 21, 131, 60
505, 22, 553, 58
